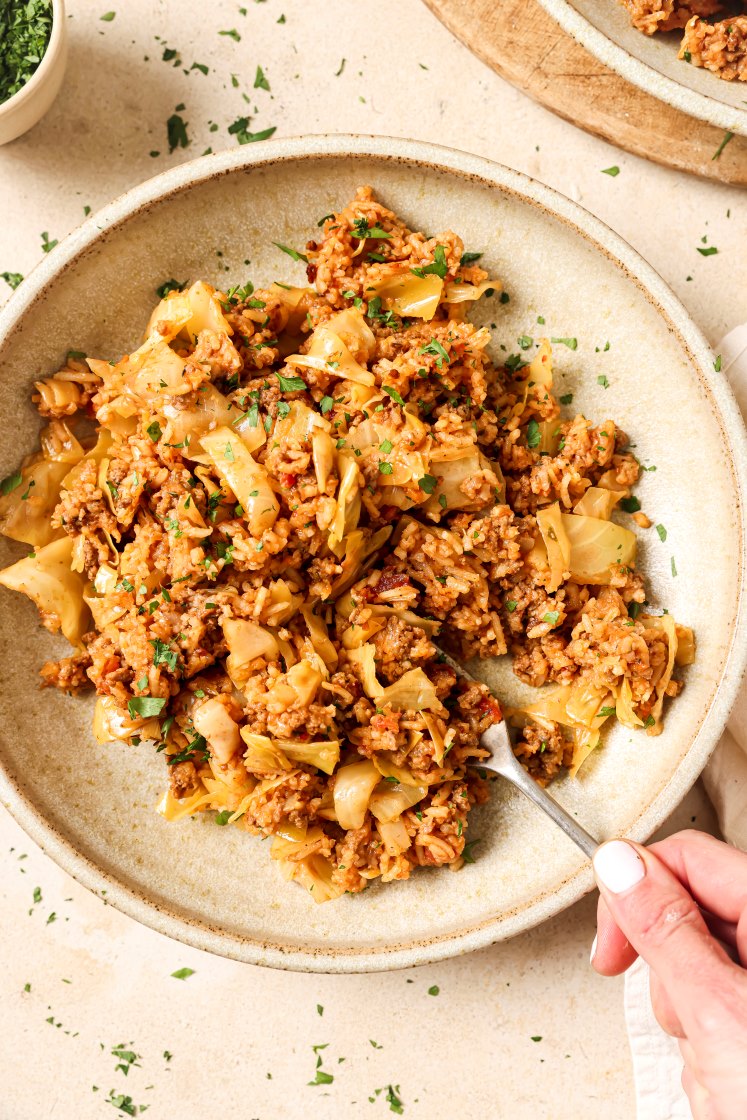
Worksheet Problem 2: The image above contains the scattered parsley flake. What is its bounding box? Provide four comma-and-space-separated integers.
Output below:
170, 967, 195, 980
1, 272, 23, 290
526, 419, 540, 449
41, 231, 57, 253
597, 374, 610, 389
712, 131, 734, 161
0, 471, 22, 496
697, 245, 718, 257
219, 28, 241, 40
428, 985, 440, 996
601, 166, 620, 177
619, 496, 641, 513
382, 385, 405, 406
146, 421, 162, 443
656, 524, 667, 542
559, 392, 573, 405
166, 113, 189, 153
127, 696, 166, 719
100, 11, 116, 20
273, 241, 308, 263
543, 611, 560, 626
275, 371, 306, 393
254, 64, 270, 91
460, 251, 482, 266
411, 245, 448, 280
714, 355, 722, 372
155, 278, 186, 299
417, 474, 437, 495
551, 336, 578, 350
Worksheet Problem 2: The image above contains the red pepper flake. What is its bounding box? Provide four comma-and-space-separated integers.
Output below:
280, 473, 298, 488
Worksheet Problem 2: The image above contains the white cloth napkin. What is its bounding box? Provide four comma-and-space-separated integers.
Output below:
625, 324, 747, 1120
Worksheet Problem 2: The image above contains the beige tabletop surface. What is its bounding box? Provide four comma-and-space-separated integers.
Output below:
0, 2, 743, 1118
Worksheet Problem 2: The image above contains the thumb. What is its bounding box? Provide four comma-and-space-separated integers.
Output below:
592, 839, 743, 1045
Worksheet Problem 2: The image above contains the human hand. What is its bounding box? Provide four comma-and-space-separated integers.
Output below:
591, 830, 747, 1120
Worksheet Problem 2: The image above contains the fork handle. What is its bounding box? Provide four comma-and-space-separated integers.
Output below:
503, 760, 599, 859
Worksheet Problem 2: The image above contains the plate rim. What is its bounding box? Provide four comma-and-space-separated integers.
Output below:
536, 0, 747, 137
1, 133, 745, 973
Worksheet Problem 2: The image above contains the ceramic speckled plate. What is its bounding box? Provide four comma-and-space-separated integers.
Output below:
0, 136, 745, 973
537, 0, 747, 136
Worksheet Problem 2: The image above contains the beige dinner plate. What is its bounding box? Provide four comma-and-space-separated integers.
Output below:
0, 135, 745, 973
538, 0, 747, 136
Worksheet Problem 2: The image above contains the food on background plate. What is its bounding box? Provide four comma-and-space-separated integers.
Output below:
0, 187, 694, 901
619, 0, 747, 83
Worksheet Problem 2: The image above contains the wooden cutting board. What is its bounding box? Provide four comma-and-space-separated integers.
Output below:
424, 0, 747, 185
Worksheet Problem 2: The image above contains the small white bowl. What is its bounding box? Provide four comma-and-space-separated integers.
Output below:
0, 0, 67, 146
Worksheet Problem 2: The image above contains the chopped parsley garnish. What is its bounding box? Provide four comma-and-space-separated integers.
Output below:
219, 27, 241, 40
419, 338, 449, 367
378, 461, 393, 475
644, 715, 656, 728
462, 839, 480, 863
319, 395, 334, 414
601, 166, 620, 177
385, 1085, 404, 1114
526, 419, 541, 449
149, 639, 177, 672
551, 336, 578, 350
156, 278, 186, 299
228, 118, 277, 144
417, 474, 438, 495
714, 355, 722, 372
382, 385, 405, 406
518, 334, 533, 350
656, 524, 667, 542
619, 496, 640, 513
40, 231, 57, 253
254, 64, 270, 91
273, 241, 308, 263
505, 600, 517, 612
0, 471, 22, 496
379, 439, 393, 454
127, 696, 166, 719
275, 371, 307, 392
598, 706, 616, 718
308, 1070, 334, 1086
170, 967, 195, 980
1, 271, 23, 290
351, 216, 391, 240
459, 251, 482, 266
712, 131, 734, 161
146, 421, 162, 443
428, 985, 440, 996
411, 244, 448, 279
597, 374, 610, 389
559, 392, 573, 405
100, 10, 116, 20
0, 0, 54, 104
697, 245, 718, 256
166, 113, 189, 153
543, 611, 559, 626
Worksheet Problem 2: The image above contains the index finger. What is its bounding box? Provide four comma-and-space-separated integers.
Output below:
648, 831, 747, 926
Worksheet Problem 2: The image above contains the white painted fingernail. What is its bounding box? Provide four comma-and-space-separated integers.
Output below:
590, 934, 597, 964
593, 840, 645, 894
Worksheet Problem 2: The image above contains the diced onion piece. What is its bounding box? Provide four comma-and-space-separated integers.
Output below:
274, 738, 340, 775
443, 278, 500, 303
289, 854, 344, 903
223, 618, 279, 685
378, 668, 447, 714
377, 817, 412, 856
369, 780, 427, 823
0, 536, 91, 646
333, 759, 380, 830
560, 512, 636, 584
371, 272, 443, 320
301, 605, 339, 670
573, 486, 624, 520
192, 698, 241, 764
346, 643, 383, 698
241, 729, 293, 774
536, 503, 570, 593
201, 426, 279, 537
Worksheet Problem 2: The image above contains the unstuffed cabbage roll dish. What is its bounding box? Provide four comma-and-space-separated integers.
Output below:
0, 187, 694, 901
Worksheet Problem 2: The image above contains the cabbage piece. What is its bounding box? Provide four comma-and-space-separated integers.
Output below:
274, 738, 340, 776
266, 660, 323, 709
346, 643, 384, 698
93, 563, 118, 595
377, 817, 412, 856
156, 788, 215, 822
342, 617, 387, 649
568, 727, 601, 779
122, 336, 187, 400
421, 710, 449, 766
423, 445, 505, 515
675, 625, 695, 666
0, 536, 91, 646
289, 854, 344, 903
223, 618, 279, 685
241, 729, 293, 774
207, 753, 256, 797
369, 780, 427, 823
274, 400, 331, 445
200, 426, 280, 537
270, 822, 325, 861
83, 586, 128, 630
372, 753, 424, 786
265, 578, 303, 625
146, 280, 232, 344
192, 698, 241, 764
573, 486, 624, 520
287, 330, 374, 386
527, 339, 553, 387
301, 605, 339, 670
614, 677, 644, 729
312, 430, 336, 493
160, 384, 263, 459
93, 694, 161, 744
323, 307, 376, 361
538, 420, 561, 456
639, 614, 679, 732
0, 456, 72, 547
327, 451, 362, 552
329, 525, 392, 599
371, 272, 443, 320
536, 503, 570, 593
443, 278, 500, 304
333, 759, 380, 829
560, 512, 636, 584
378, 668, 447, 714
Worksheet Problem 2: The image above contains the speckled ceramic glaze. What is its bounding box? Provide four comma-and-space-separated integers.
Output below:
538, 0, 747, 137
0, 136, 745, 973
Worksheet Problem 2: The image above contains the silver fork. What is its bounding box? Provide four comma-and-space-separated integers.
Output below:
435, 646, 599, 859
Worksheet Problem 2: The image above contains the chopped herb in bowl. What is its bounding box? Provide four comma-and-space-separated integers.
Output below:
0, 0, 54, 106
